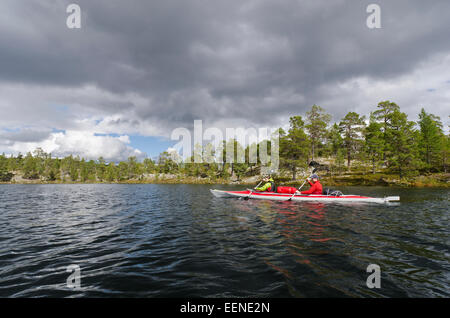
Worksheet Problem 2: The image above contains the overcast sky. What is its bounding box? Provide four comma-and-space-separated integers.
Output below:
0, 0, 449, 161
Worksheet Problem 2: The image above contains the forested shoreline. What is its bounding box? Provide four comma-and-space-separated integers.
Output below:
1, 101, 448, 187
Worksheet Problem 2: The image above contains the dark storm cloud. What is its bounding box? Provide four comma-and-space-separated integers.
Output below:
1, 0, 449, 134
0, 128, 51, 143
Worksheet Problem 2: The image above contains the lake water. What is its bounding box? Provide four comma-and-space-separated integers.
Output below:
0, 184, 448, 297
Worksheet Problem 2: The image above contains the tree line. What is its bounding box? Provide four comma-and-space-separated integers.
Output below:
0, 101, 448, 182
278, 102, 448, 179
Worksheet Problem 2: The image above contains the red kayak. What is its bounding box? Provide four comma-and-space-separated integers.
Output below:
210, 189, 400, 204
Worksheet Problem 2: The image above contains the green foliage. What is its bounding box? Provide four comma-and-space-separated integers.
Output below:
70, 163, 79, 181
23, 152, 39, 179
96, 157, 107, 181
373, 100, 400, 160
326, 123, 343, 157
335, 148, 346, 175
441, 133, 449, 173
0, 154, 14, 182
223, 139, 248, 179
117, 161, 129, 181
418, 108, 444, 170
364, 113, 384, 173
305, 105, 331, 160
143, 158, 155, 173
339, 111, 366, 168
0, 171, 13, 182
106, 163, 117, 182
280, 116, 310, 180
158, 151, 179, 174
385, 110, 420, 178
0, 153, 7, 171
79, 159, 89, 182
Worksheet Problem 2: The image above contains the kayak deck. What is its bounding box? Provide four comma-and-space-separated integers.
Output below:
210, 189, 400, 203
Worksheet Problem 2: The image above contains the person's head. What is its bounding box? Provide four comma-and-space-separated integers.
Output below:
311, 174, 319, 182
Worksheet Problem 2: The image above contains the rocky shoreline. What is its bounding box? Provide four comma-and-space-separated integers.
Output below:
1, 172, 449, 187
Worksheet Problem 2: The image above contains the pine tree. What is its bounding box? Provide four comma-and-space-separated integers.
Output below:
96, 157, 106, 181
204, 143, 218, 178
118, 161, 129, 180
305, 105, 331, 160
339, 111, 366, 168
441, 133, 449, 173
223, 139, 248, 179
364, 113, 384, 174
335, 148, 345, 175
280, 116, 311, 180
417, 108, 444, 170
373, 101, 400, 161
157, 151, 178, 174
0, 153, 14, 182
127, 156, 139, 179
386, 110, 419, 178
23, 152, 39, 179
69, 157, 79, 182
0, 153, 7, 172
326, 123, 343, 157
80, 159, 90, 182
143, 158, 155, 173
106, 163, 116, 182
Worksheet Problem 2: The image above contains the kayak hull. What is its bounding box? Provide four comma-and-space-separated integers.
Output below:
210, 189, 400, 204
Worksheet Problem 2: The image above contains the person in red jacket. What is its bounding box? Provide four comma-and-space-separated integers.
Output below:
301, 174, 323, 195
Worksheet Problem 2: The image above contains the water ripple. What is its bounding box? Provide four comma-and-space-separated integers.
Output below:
0, 184, 448, 297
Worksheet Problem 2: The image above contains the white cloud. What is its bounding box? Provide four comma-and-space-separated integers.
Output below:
5, 130, 144, 162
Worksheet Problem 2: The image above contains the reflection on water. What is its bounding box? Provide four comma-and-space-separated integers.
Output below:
0, 184, 448, 297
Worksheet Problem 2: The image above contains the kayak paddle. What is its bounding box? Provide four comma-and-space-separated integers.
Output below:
287, 168, 317, 201
244, 180, 263, 200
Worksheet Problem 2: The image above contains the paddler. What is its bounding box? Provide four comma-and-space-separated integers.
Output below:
300, 174, 323, 194
255, 175, 276, 192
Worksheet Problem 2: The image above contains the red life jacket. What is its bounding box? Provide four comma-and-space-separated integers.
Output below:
301, 180, 323, 194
